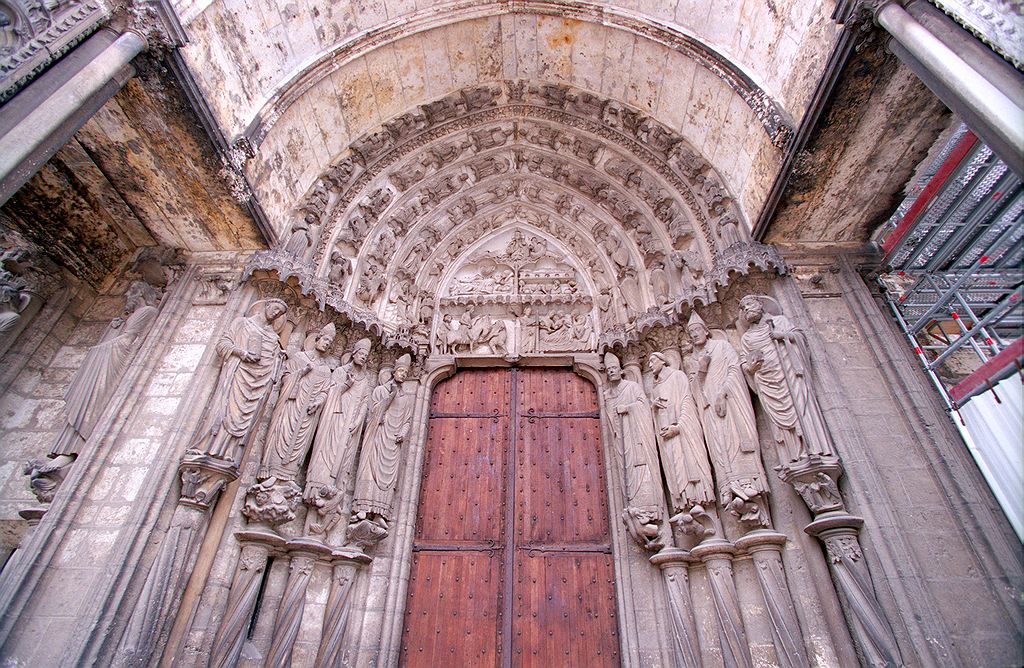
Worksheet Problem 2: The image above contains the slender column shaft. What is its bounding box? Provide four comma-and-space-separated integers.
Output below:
266, 546, 325, 668
209, 542, 273, 668
811, 522, 902, 668
736, 532, 808, 668
691, 540, 753, 668
117, 506, 205, 666
315, 555, 368, 668
116, 455, 236, 667
651, 548, 702, 668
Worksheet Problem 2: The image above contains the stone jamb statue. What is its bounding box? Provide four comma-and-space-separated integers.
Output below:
303, 337, 374, 508
647, 351, 716, 539
603, 351, 667, 552
686, 310, 771, 529
737, 295, 835, 463
26, 280, 162, 502
190, 298, 287, 462
347, 354, 415, 548
254, 323, 336, 487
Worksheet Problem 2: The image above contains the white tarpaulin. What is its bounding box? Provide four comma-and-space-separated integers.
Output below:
958, 372, 1024, 540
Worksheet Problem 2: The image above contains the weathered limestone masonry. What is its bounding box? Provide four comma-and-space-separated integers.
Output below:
0, 253, 250, 666
778, 248, 1024, 665
0, 1, 1021, 666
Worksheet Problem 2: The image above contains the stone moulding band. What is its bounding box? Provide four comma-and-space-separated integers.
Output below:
237, 0, 793, 151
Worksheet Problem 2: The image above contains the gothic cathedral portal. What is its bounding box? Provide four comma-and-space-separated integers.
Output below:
401, 368, 619, 666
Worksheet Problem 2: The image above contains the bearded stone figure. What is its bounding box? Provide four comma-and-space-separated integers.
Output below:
304, 338, 374, 502
738, 295, 834, 463
255, 323, 336, 486
687, 311, 771, 527
191, 299, 286, 461
647, 352, 715, 516
26, 281, 161, 500
603, 352, 666, 551
350, 354, 415, 533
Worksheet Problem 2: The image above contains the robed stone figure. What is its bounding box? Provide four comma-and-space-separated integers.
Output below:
256, 323, 335, 485
687, 311, 770, 523
193, 299, 286, 461
603, 352, 665, 550
305, 337, 373, 500
32, 281, 161, 489
738, 295, 834, 463
647, 352, 715, 514
351, 354, 415, 530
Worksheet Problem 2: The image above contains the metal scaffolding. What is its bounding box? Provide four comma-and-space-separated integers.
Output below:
876, 125, 1023, 412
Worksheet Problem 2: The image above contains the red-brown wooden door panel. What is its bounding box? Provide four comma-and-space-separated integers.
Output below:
516, 417, 609, 546
512, 552, 620, 667
402, 368, 619, 668
416, 416, 508, 546
516, 367, 599, 415
431, 368, 511, 414
401, 550, 502, 666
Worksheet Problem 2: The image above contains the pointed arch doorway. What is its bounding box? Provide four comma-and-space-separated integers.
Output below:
400, 367, 620, 666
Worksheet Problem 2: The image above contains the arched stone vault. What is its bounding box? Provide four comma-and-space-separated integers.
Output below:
185, 5, 841, 227
246, 81, 784, 353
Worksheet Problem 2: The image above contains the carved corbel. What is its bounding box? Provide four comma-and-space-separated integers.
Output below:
177, 452, 237, 511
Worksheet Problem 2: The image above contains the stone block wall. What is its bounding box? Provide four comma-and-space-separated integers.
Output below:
777, 251, 1023, 667
0, 261, 250, 666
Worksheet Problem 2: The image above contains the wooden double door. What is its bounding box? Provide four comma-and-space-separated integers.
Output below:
400, 368, 620, 667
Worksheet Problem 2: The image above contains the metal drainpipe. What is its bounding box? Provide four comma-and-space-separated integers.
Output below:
875, 1, 1024, 172
0, 29, 148, 190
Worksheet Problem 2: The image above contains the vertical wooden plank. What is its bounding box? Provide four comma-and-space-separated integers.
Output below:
431, 368, 511, 414
517, 368, 598, 415
517, 417, 609, 545
511, 553, 620, 667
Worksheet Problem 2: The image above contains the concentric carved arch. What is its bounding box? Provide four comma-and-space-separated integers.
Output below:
245, 81, 784, 352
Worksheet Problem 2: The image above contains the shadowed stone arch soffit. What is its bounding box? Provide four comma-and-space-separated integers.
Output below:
236, 1, 795, 152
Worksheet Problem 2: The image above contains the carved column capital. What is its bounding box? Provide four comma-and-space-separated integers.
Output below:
177, 453, 237, 511
778, 454, 846, 516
